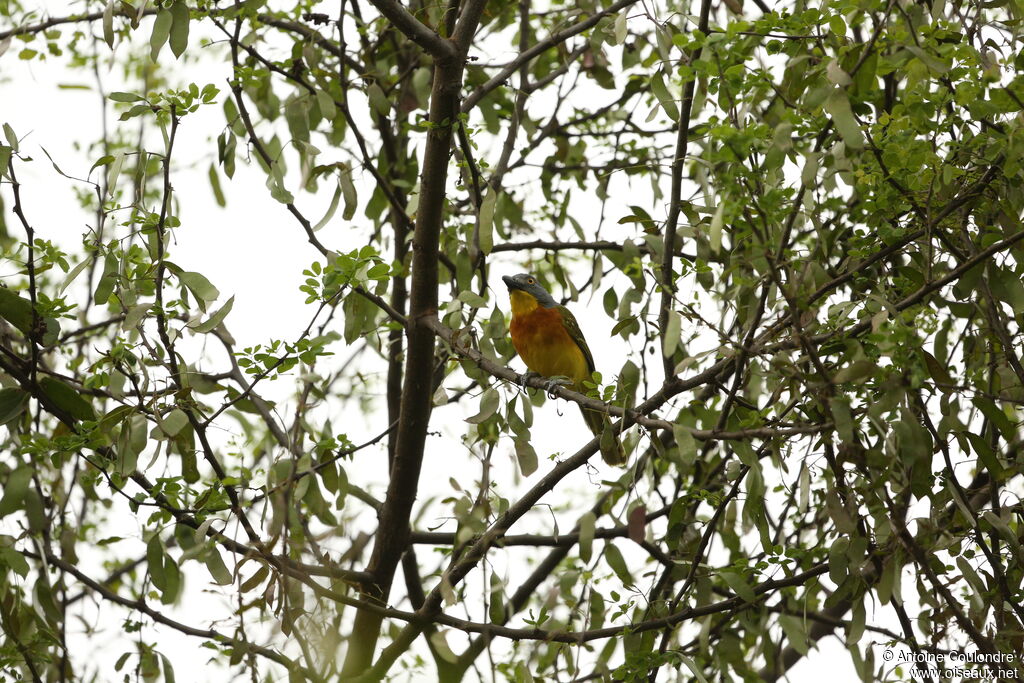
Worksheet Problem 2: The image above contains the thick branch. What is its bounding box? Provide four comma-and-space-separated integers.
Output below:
657, 0, 712, 378
366, 0, 457, 58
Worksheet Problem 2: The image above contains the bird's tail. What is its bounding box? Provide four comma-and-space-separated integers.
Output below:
578, 403, 626, 466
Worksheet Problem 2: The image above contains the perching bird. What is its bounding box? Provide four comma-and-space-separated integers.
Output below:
502, 273, 625, 465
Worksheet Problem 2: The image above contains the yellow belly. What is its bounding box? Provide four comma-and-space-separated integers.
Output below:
511, 312, 590, 385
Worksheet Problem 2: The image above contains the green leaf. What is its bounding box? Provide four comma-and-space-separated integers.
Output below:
106, 152, 124, 198
39, 376, 96, 421
603, 542, 632, 585
973, 396, 1014, 441
589, 590, 605, 630
680, 656, 710, 683
488, 573, 505, 623
662, 310, 681, 357
93, 252, 118, 305
832, 359, 876, 384
0, 145, 12, 179
823, 88, 864, 150
340, 164, 358, 221
514, 437, 538, 476
150, 10, 172, 62
478, 189, 496, 255
115, 415, 142, 476
0, 546, 29, 577
366, 83, 391, 117
208, 163, 225, 207
465, 388, 500, 424
178, 270, 220, 310
828, 536, 850, 584
0, 466, 33, 517
160, 654, 177, 683
988, 266, 1024, 313
918, 349, 953, 386
709, 203, 724, 253
578, 511, 596, 563
429, 630, 458, 663
313, 177, 343, 232
148, 535, 166, 589
3, 122, 17, 151
191, 295, 234, 333
828, 15, 847, 37
169, 1, 190, 58
720, 570, 757, 603
266, 173, 294, 205
240, 565, 269, 593
964, 431, 1002, 478
956, 556, 987, 595
778, 614, 810, 655
982, 512, 1024, 564
102, 0, 115, 48
0, 388, 29, 426
162, 554, 182, 604
161, 408, 189, 437
830, 396, 855, 442
649, 73, 679, 120
205, 547, 232, 585
316, 89, 337, 121
457, 291, 487, 308
0, 287, 34, 335
905, 45, 949, 74
613, 11, 627, 45
673, 421, 697, 464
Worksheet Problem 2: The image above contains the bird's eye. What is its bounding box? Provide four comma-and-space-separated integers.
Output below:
527, 278, 535, 284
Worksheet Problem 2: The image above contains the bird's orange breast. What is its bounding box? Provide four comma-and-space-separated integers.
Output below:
509, 307, 590, 384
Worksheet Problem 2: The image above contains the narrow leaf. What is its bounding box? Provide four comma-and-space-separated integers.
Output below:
313, 177, 342, 232
478, 189, 496, 255
650, 73, 679, 120
102, 0, 115, 48
205, 548, 232, 585
603, 542, 632, 585
169, 1, 190, 58
191, 295, 234, 333
208, 163, 225, 207
662, 310, 681, 357
514, 438, 538, 476
339, 165, 357, 220
579, 512, 596, 563
149, 10, 172, 62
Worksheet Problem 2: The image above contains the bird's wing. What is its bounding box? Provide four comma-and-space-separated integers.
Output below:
556, 305, 596, 374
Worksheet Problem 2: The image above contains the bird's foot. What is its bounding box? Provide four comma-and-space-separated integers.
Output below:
542, 376, 572, 397
516, 370, 541, 388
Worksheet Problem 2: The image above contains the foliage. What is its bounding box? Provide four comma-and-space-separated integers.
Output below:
2, 0, 1024, 681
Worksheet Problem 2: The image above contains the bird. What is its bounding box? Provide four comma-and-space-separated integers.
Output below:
502, 273, 625, 465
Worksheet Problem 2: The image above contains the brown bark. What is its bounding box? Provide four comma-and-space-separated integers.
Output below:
340, 0, 489, 675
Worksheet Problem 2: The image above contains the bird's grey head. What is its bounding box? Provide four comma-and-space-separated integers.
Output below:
502, 273, 556, 308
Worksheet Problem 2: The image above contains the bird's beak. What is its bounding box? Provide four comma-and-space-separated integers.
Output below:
502, 275, 520, 291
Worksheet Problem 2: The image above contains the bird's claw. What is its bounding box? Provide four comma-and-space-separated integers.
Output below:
517, 371, 540, 388
516, 372, 572, 397
542, 376, 572, 397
